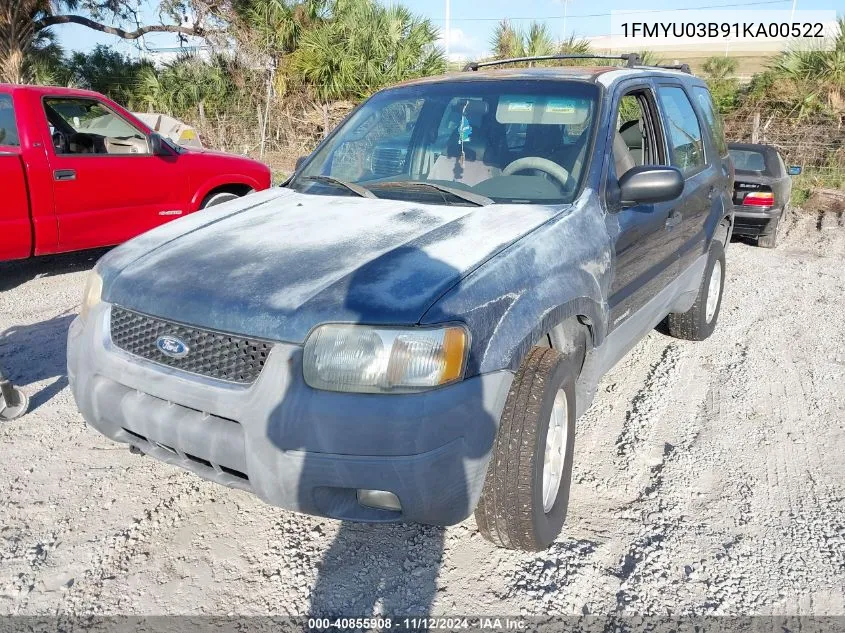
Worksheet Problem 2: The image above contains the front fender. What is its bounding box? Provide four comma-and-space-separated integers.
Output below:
421, 192, 612, 376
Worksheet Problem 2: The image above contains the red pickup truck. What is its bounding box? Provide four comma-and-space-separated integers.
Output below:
0, 84, 271, 262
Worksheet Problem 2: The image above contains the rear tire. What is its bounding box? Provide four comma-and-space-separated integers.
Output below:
475, 346, 577, 551
757, 217, 779, 249
667, 240, 725, 341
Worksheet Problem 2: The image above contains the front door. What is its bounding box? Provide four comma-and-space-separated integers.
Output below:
605, 84, 678, 331
42, 96, 187, 252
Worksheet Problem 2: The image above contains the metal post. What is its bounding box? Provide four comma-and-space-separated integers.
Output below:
0, 364, 29, 420
444, 0, 451, 61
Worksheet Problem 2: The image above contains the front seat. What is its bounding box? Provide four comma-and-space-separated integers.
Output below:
429, 101, 501, 186
619, 119, 644, 166
613, 132, 637, 178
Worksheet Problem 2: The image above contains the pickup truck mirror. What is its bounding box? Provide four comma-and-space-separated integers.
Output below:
619, 165, 684, 207
295, 155, 308, 171
788, 165, 802, 176
149, 133, 171, 157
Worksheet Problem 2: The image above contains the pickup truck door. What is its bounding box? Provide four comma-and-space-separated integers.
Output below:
605, 82, 679, 331
0, 93, 31, 261
40, 95, 188, 253
654, 83, 715, 274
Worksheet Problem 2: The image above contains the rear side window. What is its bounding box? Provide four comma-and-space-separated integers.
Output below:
691, 86, 727, 156
0, 94, 19, 147
657, 86, 705, 175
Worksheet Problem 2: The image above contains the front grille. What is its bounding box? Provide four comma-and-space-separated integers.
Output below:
110, 307, 273, 384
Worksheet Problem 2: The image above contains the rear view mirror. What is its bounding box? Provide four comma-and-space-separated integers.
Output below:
788, 165, 802, 176
619, 166, 684, 206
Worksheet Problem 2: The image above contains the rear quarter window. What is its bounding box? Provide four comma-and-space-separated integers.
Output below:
691, 86, 727, 157
0, 94, 20, 147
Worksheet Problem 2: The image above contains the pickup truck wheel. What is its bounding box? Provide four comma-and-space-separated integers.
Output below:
475, 346, 576, 551
757, 217, 779, 249
201, 191, 241, 209
667, 240, 726, 341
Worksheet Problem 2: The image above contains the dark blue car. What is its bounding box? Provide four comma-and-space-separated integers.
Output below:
68, 56, 734, 551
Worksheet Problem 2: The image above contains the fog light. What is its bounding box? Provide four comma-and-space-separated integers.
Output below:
357, 489, 402, 512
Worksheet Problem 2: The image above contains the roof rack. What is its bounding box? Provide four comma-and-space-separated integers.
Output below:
463, 53, 642, 72
462, 53, 693, 75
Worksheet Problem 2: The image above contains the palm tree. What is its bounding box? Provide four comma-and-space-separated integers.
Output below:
0, 0, 53, 83
291, 0, 444, 101
768, 17, 845, 119
489, 20, 556, 62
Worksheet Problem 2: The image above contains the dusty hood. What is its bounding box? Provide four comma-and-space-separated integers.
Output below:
102, 188, 560, 343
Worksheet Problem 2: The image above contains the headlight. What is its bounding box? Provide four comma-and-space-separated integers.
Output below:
303, 324, 469, 393
79, 270, 103, 322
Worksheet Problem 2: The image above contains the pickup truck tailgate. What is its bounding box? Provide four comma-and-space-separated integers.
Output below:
0, 151, 32, 261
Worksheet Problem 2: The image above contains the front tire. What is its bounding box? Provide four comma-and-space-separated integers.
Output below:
201, 191, 241, 209
475, 346, 577, 551
667, 240, 726, 341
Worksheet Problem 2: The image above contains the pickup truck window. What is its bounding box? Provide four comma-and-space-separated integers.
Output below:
44, 97, 149, 156
0, 95, 19, 147
657, 86, 705, 176
291, 80, 600, 205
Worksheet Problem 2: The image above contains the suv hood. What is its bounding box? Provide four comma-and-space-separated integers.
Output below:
103, 188, 559, 343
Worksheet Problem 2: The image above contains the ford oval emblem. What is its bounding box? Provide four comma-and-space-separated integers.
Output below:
156, 335, 189, 359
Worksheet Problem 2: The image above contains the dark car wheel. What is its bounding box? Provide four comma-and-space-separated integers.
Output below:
667, 240, 726, 341
475, 346, 577, 551
757, 217, 780, 249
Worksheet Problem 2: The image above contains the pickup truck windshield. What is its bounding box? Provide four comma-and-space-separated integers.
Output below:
290, 80, 599, 205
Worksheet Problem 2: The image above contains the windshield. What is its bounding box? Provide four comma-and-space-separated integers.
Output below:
289, 80, 599, 205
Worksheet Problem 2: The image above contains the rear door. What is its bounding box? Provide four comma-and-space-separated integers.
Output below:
40, 95, 188, 252
0, 92, 32, 261
654, 83, 718, 273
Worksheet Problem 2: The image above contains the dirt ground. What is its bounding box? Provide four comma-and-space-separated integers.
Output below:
1, 209, 844, 617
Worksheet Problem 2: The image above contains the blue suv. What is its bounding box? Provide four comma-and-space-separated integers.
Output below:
68, 54, 734, 551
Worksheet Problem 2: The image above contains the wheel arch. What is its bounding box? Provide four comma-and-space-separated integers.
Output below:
190, 176, 261, 211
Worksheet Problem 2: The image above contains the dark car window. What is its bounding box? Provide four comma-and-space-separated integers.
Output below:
0, 94, 19, 147
691, 86, 727, 156
291, 80, 600, 205
657, 86, 705, 176
729, 149, 769, 174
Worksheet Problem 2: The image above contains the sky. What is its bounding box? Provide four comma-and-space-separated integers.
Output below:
55, 0, 843, 61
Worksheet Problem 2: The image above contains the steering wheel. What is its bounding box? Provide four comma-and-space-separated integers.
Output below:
502, 157, 570, 189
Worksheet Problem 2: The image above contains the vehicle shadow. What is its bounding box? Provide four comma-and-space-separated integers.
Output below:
262, 247, 496, 617
0, 247, 110, 292
0, 312, 76, 411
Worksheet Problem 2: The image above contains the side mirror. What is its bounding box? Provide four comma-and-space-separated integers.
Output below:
619, 165, 684, 206
149, 133, 170, 156
295, 155, 308, 171
788, 165, 802, 176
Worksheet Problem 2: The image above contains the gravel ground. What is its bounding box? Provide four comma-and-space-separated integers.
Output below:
1, 209, 844, 617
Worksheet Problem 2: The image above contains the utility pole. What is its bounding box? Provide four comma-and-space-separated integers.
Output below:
445, 0, 451, 61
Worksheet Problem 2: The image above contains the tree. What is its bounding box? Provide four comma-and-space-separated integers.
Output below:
489, 20, 556, 62
1, 0, 222, 84
291, 0, 443, 101
702, 55, 739, 112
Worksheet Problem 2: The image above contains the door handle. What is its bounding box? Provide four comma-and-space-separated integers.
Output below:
707, 186, 715, 200
665, 211, 682, 229
53, 169, 76, 181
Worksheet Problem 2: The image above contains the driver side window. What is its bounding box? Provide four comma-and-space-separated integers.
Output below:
44, 97, 149, 156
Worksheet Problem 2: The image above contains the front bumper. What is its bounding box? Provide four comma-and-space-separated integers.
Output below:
732, 205, 782, 236
67, 304, 512, 526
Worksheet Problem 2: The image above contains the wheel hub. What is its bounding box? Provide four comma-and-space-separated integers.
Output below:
543, 390, 568, 513
705, 260, 722, 324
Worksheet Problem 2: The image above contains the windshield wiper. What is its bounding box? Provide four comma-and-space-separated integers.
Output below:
301, 175, 377, 199
372, 181, 494, 207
